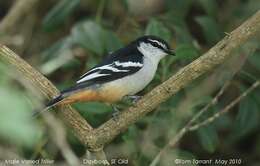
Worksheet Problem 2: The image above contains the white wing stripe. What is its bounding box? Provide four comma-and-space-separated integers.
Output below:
87, 64, 129, 73
77, 61, 143, 84
114, 61, 143, 67
96, 65, 129, 72
77, 72, 110, 83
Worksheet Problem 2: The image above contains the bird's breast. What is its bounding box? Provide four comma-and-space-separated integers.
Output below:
60, 57, 159, 104
101, 57, 158, 98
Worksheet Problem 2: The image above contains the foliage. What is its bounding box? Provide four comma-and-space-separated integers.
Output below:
0, 64, 42, 148
0, 0, 260, 165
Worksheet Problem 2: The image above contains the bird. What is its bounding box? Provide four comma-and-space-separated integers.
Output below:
33, 35, 175, 116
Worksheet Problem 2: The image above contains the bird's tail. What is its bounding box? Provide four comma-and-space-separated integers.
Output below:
32, 83, 103, 117
32, 95, 64, 117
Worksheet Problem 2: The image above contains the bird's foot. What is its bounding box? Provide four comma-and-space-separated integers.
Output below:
123, 95, 142, 104
111, 105, 120, 121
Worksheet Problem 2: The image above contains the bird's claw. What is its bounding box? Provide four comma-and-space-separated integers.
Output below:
111, 105, 120, 121
123, 95, 142, 104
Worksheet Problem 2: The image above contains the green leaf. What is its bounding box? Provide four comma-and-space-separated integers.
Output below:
71, 20, 123, 56
197, 125, 219, 153
42, 0, 80, 31
164, 8, 193, 44
212, 112, 232, 130
248, 51, 260, 71
74, 102, 112, 127
234, 0, 260, 20
239, 70, 258, 83
0, 87, 42, 147
103, 30, 123, 52
41, 37, 70, 61
121, 131, 137, 154
199, 0, 218, 17
251, 88, 260, 109
74, 102, 111, 115
71, 21, 105, 55
165, 0, 194, 17
195, 16, 223, 45
163, 90, 184, 108
61, 58, 81, 70
40, 37, 74, 74
41, 20, 122, 74
173, 24, 193, 44
122, 126, 139, 142
233, 96, 259, 137
190, 96, 214, 116
175, 44, 199, 60
145, 19, 171, 42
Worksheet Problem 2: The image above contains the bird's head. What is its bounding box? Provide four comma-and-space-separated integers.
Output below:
135, 35, 175, 62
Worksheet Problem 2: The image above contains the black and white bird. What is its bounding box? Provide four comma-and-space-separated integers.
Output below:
34, 35, 174, 115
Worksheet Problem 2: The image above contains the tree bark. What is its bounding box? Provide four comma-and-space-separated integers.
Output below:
93, 10, 260, 148
0, 10, 260, 152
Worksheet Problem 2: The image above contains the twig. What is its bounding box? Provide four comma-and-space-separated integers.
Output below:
150, 80, 259, 166
93, 10, 260, 148
0, 10, 260, 158
149, 46, 257, 166
189, 81, 231, 126
149, 80, 231, 166
189, 80, 260, 131
0, 46, 93, 146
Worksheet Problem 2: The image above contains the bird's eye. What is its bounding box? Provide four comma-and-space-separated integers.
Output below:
148, 41, 165, 50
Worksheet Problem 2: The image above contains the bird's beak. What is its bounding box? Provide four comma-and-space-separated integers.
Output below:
165, 49, 175, 56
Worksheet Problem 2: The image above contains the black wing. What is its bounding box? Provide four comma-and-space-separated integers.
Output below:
61, 45, 144, 94
77, 45, 144, 85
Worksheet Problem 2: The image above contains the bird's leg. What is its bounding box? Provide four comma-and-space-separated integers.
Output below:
123, 95, 142, 104
111, 104, 120, 120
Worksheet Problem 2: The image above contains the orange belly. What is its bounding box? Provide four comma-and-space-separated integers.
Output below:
59, 83, 126, 105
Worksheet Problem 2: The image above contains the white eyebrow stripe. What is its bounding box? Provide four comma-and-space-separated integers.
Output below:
114, 61, 143, 67
92, 64, 129, 72
148, 39, 166, 49
77, 72, 110, 83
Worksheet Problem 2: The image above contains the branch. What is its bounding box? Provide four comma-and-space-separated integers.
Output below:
93, 10, 260, 148
0, 45, 93, 147
149, 80, 231, 166
0, 10, 259, 156
189, 80, 260, 131
0, 44, 109, 160
150, 79, 260, 166
149, 43, 256, 166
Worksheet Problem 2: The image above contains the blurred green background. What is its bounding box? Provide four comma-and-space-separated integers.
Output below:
0, 0, 260, 165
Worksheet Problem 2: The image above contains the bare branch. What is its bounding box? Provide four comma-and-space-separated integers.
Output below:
93, 10, 260, 148
0, 45, 93, 147
189, 80, 260, 131
149, 80, 231, 166
0, 10, 259, 159
150, 79, 259, 166
149, 46, 257, 166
